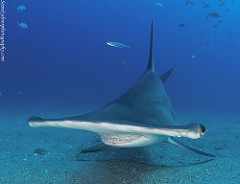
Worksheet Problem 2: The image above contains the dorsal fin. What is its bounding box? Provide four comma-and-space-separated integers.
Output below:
146, 21, 155, 72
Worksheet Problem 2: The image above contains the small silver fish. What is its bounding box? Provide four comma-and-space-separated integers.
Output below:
154, 2, 164, 7
17, 22, 28, 29
107, 41, 130, 48
16, 5, 26, 12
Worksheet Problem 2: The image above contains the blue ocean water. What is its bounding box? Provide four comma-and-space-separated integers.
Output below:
1, 1, 240, 183
1, 0, 240, 114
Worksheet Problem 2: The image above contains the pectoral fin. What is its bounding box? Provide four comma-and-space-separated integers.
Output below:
167, 137, 216, 157
160, 66, 175, 83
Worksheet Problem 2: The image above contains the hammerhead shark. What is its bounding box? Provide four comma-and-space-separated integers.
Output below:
29, 22, 215, 158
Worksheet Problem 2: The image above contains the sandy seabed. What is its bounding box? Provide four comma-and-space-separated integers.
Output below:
0, 108, 240, 184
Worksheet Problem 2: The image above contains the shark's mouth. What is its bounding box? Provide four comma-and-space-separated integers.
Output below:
101, 134, 143, 145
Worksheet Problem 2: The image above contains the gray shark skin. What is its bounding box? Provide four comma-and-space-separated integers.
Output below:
29, 22, 215, 158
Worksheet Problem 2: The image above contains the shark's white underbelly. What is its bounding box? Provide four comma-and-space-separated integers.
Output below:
101, 133, 167, 148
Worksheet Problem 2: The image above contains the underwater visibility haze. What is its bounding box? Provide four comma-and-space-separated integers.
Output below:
0, 0, 240, 183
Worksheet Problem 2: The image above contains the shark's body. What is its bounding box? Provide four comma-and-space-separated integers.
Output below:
29, 22, 215, 158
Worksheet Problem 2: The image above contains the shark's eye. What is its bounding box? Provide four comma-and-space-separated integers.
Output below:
200, 124, 206, 134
